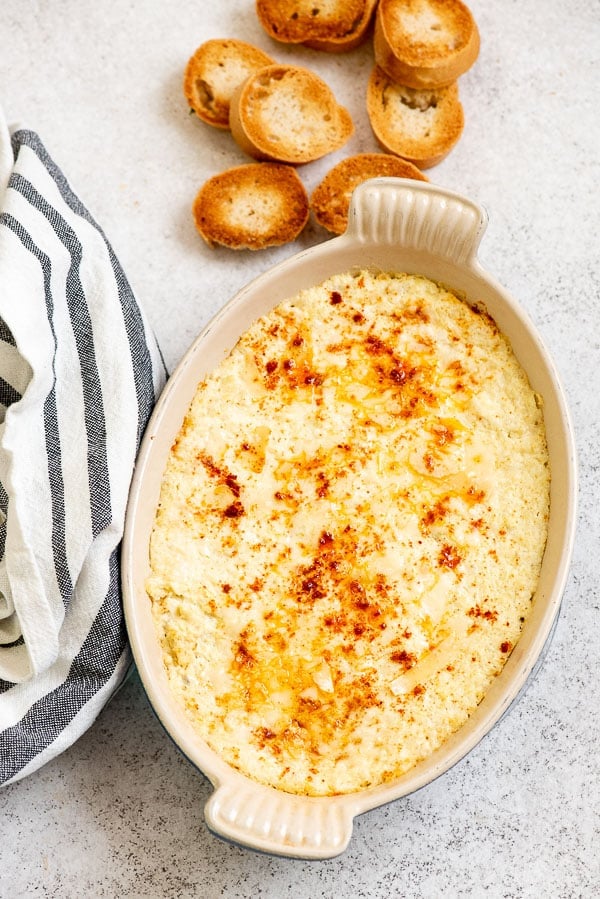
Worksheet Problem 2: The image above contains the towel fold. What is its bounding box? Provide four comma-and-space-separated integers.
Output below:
0, 109, 166, 785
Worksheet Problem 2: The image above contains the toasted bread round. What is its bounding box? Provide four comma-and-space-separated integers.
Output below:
311, 154, 429, 234
303, 0, 379, 52
256, 0, 372, 47
192, 164, 309, 250
229, 64, 354, 164
374, 0, 480, 89
184, 39, 274, 129
366, 66, 464, 168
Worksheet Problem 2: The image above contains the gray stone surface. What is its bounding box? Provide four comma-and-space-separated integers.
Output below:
0, 0, 598, 895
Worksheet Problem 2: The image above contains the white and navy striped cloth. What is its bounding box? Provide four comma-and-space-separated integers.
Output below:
0, 111, 166, 786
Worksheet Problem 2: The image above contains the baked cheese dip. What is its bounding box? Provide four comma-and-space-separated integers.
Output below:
147, 270, 550, 796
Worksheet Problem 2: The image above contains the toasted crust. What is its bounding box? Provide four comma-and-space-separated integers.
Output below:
311, 153, 429, 234
366, 66, 464, 168
184, 39, 274, 129
256, 0, 372, 47
192, 163, 309, 250
229, 64, 354, 164
374, 0, 480, 89
304, 0, 379, 52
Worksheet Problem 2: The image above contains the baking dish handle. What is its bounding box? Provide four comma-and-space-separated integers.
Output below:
204, 781, 357, 860
346, 177, 488, 266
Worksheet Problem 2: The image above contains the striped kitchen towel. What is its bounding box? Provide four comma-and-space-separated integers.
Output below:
0, 110, 166, 786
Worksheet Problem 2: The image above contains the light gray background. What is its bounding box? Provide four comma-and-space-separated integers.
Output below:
0, 1, 598, 896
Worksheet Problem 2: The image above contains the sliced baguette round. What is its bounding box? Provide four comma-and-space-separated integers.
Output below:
303, 0, 379, 52
366, 66, 464, 168
192, 163, 309, 250
184, 39, 274, 129
229, 64, 353, 164
311, 153, 429, 234
256, 0, 373, 50
256, 0, 365, 42
374, 0, 480, 89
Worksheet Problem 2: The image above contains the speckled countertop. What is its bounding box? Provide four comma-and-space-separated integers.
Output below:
0, 1, 599, 896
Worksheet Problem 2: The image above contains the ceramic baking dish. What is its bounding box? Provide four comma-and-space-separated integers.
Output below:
122, 179, 577, 860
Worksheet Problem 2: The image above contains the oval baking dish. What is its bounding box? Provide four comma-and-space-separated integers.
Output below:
122, 179, 577, 860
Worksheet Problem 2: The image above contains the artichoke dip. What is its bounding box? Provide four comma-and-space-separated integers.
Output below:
146, 270, 550, 796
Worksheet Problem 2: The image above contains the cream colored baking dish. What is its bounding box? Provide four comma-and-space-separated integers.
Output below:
122, 179, 577, 859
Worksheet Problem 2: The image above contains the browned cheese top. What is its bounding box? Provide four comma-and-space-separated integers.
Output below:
147, 270, 550, 796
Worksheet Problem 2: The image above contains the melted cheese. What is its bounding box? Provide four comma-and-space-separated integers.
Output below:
147, 270, 550, 796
